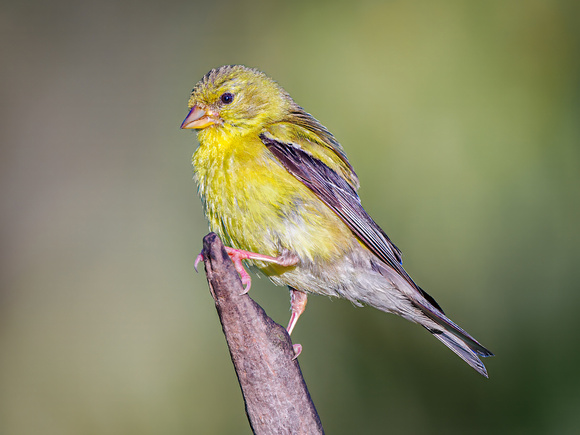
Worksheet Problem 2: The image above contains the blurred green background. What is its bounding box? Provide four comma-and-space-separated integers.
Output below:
1, 0, 579, 433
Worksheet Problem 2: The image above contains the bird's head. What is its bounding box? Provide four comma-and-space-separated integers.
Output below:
181, 65, 292, 138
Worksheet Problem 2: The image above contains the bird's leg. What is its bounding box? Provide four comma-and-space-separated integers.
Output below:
287, 287, 307, 359
287, 287, 307, 335
224, 247, 299, 268
194, 247, 299, 294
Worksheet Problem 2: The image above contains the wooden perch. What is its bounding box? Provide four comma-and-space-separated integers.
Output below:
201, 233, 324, 435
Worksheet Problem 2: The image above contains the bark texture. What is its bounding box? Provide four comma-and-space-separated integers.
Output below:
201, 233, 324, 435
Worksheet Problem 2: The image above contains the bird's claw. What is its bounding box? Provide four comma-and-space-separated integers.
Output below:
232, 257, 252, 295
194, 252, 204, 272
239, 272, 252, 295
292, 344, 302, 360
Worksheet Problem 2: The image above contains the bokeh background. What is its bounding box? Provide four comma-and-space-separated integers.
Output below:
2, 0, 579, 433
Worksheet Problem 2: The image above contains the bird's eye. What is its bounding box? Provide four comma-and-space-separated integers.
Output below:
220, 92, 234, 105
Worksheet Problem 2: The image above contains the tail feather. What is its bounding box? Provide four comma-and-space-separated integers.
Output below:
430, 328, 491, 378
416, 299, 494, 377
419, 304, 494, 358
363, 257, 493, 376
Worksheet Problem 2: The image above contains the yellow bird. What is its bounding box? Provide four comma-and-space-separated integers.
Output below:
182, 65, 493, 377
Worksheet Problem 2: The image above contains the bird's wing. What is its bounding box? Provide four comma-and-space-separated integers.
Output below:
262, 133, 494, 357
280, 105, 359, 187
261, 132, 406, 280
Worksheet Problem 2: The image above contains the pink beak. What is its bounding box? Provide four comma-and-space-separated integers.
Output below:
180, 105, 220, 129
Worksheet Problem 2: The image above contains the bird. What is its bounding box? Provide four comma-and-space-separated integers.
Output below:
181, 65, 493, 377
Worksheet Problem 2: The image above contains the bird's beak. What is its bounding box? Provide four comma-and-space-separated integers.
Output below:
180, 105, 221, 129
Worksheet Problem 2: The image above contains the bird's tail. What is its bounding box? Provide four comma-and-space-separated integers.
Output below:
416, 290, 494, 378
361, 260, 493, 376
427, 325, 492, 378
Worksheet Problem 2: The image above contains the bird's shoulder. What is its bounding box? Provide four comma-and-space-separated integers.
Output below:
263, 116, 359, 190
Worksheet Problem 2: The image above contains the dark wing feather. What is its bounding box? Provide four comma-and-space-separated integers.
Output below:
260, 134, 446, 307
262, 134, 496, 357
261, 134, 404, 272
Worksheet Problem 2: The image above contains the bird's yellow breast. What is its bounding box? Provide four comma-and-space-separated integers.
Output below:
192, 128, 354, 272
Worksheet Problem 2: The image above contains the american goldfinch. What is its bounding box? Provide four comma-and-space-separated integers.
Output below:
181, 65, 493, 377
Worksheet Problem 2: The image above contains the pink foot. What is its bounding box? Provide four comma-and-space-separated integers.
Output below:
194, 252, 204, 272
195, 247, 298, 294
223, 247, 299, 295
292, 344, 302, 360
226, 251, 253, 294
287, 288, 308, 335
224, 247, 299, 267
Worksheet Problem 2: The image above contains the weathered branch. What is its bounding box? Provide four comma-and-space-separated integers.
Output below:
201, 233, 324, 435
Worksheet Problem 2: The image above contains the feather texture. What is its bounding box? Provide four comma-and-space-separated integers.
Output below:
183, 65, 493, 377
